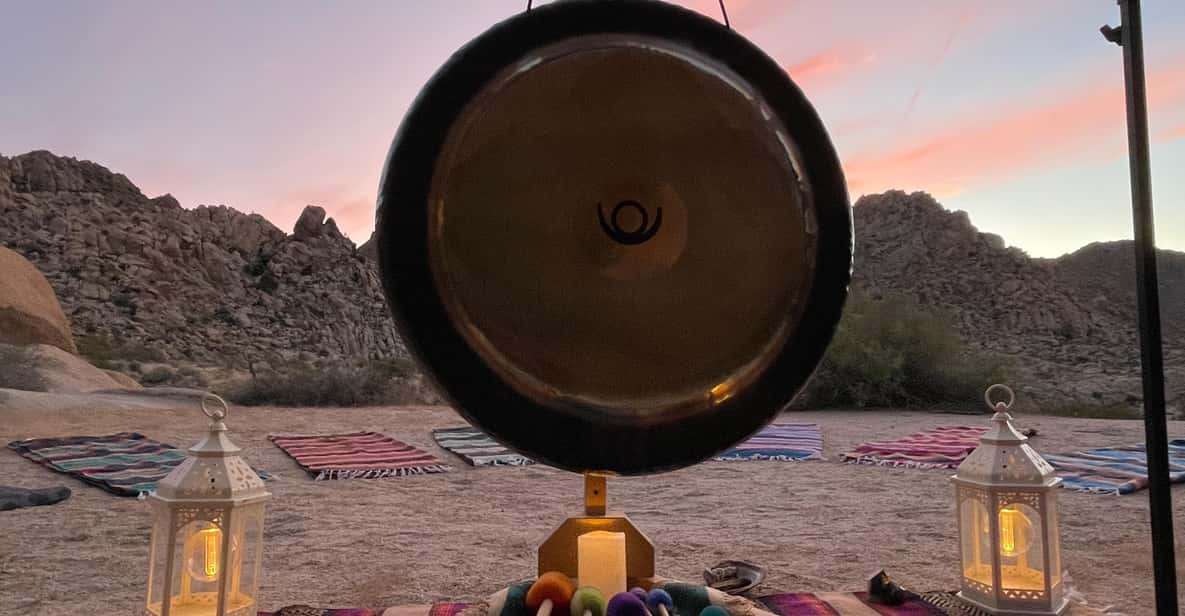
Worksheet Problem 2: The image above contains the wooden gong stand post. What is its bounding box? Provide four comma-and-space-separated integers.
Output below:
537, 472, 656, 587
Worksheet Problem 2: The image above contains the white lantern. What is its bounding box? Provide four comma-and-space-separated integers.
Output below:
145, 395, 270, 616
952, 385, 1066, 616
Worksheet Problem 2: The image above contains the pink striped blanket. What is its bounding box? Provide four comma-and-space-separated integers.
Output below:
268, 431, 449, 480
843, 425, 988, 469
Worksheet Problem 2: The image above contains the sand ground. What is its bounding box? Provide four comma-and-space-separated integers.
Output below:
0, 400, 1182, 615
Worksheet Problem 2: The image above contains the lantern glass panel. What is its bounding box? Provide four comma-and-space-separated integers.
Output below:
162, 516, 253, 616
146, 510, 172, 615
959, 493, 993, 588
229, 504, 266, 609
1046, 496, 1062, 588
998, 502, 1046, 592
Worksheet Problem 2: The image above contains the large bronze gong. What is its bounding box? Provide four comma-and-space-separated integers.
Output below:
377, 0, 851, 475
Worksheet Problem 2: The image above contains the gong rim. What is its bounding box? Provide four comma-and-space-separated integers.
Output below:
377, 0, 852, 475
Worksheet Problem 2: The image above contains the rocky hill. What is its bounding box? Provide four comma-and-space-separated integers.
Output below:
0, 151, 405, 378
0, 151, 1180, 410
853, 191, 1183, 409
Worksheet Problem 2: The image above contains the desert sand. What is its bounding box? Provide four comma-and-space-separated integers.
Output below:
0, 400, 1182, 616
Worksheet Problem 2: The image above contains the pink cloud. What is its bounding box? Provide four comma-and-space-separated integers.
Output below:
1157, 123, 1185, 143
784, 47, 876, 89
843, 60, 1185, 197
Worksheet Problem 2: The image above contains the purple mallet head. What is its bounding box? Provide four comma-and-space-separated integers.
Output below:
606, 592, 649, 616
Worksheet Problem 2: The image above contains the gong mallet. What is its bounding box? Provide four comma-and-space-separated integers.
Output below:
645, 589, 673, 616
606, 591, 649, 616
528, 571, 576, 616
571, 587, 608, 616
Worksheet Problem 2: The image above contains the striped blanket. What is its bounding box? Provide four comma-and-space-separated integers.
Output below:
1046, 439, 1185, 495
7, 432, 269, 497
432, 426, 533, 466
760, 591, 946, 615
269, 431, 449, 480
258, 602, 469, 616
843, 425, 988, 469
714, 423, 823, 461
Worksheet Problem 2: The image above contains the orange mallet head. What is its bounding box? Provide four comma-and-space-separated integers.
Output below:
527, 571, 577, 616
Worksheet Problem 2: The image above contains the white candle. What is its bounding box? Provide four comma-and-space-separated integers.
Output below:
577, 531, 627, 596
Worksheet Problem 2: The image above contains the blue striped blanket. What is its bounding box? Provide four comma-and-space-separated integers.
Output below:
714, 422, 823, 461
1046, 439, 1185, 495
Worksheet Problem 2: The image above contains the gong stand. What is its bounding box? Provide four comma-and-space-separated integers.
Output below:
537, 472, 655, 587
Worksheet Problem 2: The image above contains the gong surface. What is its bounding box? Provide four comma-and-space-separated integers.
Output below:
378, 0, 851, 474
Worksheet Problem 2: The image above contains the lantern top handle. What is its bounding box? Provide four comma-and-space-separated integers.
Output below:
984, 383, 1014, 413
200, 393, 230, 431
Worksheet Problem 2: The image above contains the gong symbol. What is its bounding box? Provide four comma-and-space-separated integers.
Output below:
597, 200, 663, 245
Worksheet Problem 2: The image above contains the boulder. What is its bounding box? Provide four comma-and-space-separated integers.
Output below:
0, 245, 78, 354
0, 343, 124, 393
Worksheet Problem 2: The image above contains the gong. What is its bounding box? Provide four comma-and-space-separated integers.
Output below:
377, 0, 851, 475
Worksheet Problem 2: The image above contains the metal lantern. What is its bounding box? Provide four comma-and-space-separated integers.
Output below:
951, 385, 1067, 616
145, 395, 270, 616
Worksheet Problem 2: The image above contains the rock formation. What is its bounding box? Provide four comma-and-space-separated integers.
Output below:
0, 151, 406, 371
853, 190, 1183, 410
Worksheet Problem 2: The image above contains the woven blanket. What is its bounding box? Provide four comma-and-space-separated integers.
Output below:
7, 432, 270, 497
269, 431, 449, 480
843, 425, 988, 469
760, 591, 945, 615
257, 603, 470, 616
715, 423, 823, 461
433, 426, 533, 467
1046, 439, 1185, 495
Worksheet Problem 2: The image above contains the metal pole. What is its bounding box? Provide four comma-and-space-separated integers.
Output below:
1101, 1, 1178, 613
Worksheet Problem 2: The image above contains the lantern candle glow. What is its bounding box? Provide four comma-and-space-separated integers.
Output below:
951, 386, 1066, 616
144, 395, 269, 616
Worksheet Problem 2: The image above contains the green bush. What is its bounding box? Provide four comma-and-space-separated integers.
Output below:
798, 290, 1012, 409
76, 334, 165, 363
227, 359, 426, 407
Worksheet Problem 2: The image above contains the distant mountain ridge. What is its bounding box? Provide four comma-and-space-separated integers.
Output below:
0, 151, 1180, 409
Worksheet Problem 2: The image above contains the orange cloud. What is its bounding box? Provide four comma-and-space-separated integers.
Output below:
843, 60, 1185, 197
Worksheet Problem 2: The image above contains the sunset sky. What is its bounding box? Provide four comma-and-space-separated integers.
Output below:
2, 0, 1183, 258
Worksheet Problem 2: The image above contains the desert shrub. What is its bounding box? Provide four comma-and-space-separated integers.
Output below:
140, 365, 176, 385
227, 358, 427, 407
76, 334, 166, 363
798, 290, 1012, 410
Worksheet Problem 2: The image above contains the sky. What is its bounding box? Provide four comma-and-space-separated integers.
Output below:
1, 0, 1183, 258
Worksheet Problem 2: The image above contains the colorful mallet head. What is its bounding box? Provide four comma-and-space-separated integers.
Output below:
605, 591, 649, 616
527, 572, 576, 616
629, 588, 649, 603
645, 589, 673, 616
699, 606, 729, 616
571, 587, 608, 616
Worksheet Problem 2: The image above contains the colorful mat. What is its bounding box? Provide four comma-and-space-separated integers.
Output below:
6, 432, 270, 497
259, 604, 469, 616
269, 431, 449, 480
714, 422, 824, 461
842, 425, 988, 469
760, 591, 945, 615
432, 426, 533, 467
1046, 438, 1185, 495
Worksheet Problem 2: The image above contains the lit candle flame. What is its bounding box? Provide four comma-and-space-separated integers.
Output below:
998, 506, 1022, 557
200, 527, 221, 579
